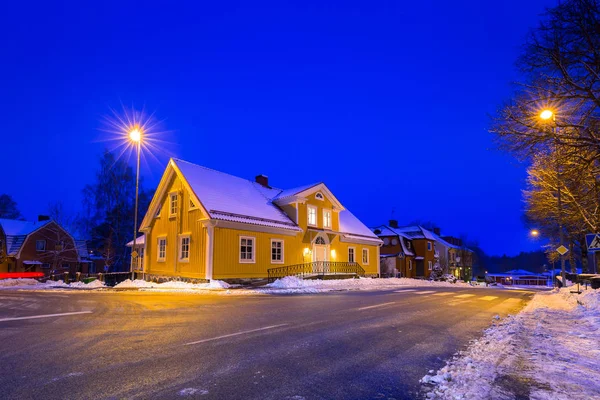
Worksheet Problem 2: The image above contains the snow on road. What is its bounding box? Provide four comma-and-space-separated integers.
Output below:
421, 287, 600, 399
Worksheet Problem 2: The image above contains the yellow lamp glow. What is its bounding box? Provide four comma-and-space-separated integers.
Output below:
530, 229, 540, 237
129, 128, 142, 142
540, 109, 554, 120
330, 249, 336, 259
303, 248, 310, 255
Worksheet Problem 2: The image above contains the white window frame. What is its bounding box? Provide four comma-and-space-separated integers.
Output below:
239, 236, 256, 263
179, 235, 191, 262
362, 248, 369, 265
36, 240, 46, 252
428, 261, 433, 270
315, 192, 324, 201
307, 205, 317, 227
427, 242, 432, 251
169, 192, 179, 217
270, 239, 284, 264
157, 237, 167, 262
348, 247, 356, 263
409, 259, 412, 270
323, 209, 332, 229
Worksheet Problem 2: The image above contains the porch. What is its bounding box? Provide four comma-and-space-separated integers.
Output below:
267, 261, 365, 283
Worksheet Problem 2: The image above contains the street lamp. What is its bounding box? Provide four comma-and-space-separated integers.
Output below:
530, 229, 540, 237
539, 108, 566, 288
129, 126, 142, 279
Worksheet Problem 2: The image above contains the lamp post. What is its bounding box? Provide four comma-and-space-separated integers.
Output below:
129, 127, 142, 280
540, 109, 567, 288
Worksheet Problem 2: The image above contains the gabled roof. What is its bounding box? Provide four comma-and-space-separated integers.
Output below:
141, 158, 379, 240
394, 225, 437, 241
371, 225, 415, 256
0, 219, 52, 256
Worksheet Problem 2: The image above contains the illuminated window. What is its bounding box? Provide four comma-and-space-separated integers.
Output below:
323, 209, 332, 229
170, 193, 179, 216
157, 238, 167, 262
362, 248, 369, 265
307, 205, 317, 226
271, 240, 283, 264
348, 247, 355, 263
240, 236, 255, 263
179, 235, 190, 262
36, 240, 46, 252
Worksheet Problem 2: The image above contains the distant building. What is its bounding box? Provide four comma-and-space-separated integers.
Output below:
487, 269, 549, 286
0, 217, 85, 275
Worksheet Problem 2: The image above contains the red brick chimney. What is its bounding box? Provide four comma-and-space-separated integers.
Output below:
255, 174, 270, 188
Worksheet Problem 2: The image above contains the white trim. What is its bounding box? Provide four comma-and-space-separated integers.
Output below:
376, 244, 380, 277
206, 219, 300, 236
409, 259, 412, 270
270, 239, 284, 264
362, 248, 369, 265
178, 234, 191, 263
427, 241, 432, 251
202, 220, 215, 280
157, 236, 167, 262
295, 201, 299, 225
307, 205, 317, 227
169, 191, 179, 218
239, 235, 256, 264
348, 246, 356, 263
188, 196, 198, 212
428, 260, 433, 270
322, 208, 332, 229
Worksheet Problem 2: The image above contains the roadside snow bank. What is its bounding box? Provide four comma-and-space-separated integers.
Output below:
114, 279, 231, 290
0, 279, 91, 290
421, 288, 600, 399
262, 276, 479, 293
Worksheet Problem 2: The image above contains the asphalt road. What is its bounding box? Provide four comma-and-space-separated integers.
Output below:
0, 286, 535, 400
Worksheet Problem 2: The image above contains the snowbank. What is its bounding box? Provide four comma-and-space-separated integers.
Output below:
0, 278, 104, 290
113, 279, 231, 291
421, 288, 600, 399
262, 276, 479, 294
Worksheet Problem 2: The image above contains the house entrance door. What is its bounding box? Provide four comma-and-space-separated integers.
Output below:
313, 245, 328, 273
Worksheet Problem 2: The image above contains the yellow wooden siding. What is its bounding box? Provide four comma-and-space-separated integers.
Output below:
145, 173, 207, 278
212, 228, 304, 279
331, 237, 379, 276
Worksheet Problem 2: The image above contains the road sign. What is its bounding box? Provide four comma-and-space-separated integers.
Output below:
556, 245, 569, 256
586, 234, 600, 251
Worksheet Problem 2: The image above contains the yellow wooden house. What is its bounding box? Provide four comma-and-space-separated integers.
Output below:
137, 158, 382, 281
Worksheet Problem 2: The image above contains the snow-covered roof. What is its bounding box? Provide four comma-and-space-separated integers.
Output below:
166, 159, 376, 239
394, 226, 437, 241
174, 159, 298, 230
126, 235, 146, 247
371, 225, 415, 256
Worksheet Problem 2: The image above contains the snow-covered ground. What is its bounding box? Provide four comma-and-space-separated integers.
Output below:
0, 276, 489, 294
421, 287, 600, 399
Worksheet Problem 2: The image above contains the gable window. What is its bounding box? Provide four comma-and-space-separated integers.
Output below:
271, 239, 284, 264
406, 240, 411, 250
189, 196, 197, 211
240, 236, 255, 263
179, 235, 190, 262
348, 247, 355, 263
155, 206, 161, 218
169, 192, 179, 217
428, 261, 433, 270
323, 209, 332, 229
307, 205, 317, 226
36, 240, 46, 252
427, 242, 432, 251
157, 237, 167, 262
315, 236, 326, 245
362, 248, 369, 265
315, 192, 324, 201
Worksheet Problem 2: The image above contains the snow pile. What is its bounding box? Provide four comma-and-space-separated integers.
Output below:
0, 278, 40, 287
68, 280, 106, 289
262, 276, 480, 294
114, 279, 231, 291
421, 288, 600, 399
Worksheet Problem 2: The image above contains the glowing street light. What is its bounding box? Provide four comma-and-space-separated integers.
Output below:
540, 109, 554, 121
129, 126, 143, 279
530, 229, 540, 237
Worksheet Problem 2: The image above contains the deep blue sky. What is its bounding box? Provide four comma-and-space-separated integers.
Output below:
1, 0, 557, 256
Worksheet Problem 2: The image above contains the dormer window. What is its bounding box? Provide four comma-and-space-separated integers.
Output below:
307, 205, 317, 226
315, 192, 324, 201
